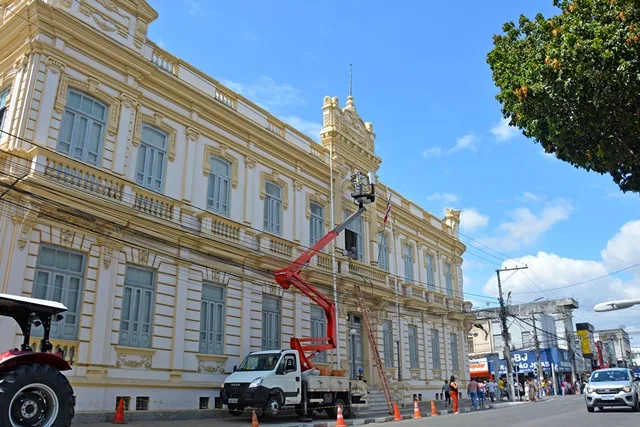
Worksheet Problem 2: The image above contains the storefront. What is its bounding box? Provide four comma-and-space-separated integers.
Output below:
469, 358, 491, 381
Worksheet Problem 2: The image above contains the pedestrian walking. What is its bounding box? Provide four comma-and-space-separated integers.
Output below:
450, 375, 460, 414
442, 380, 451, 407
487, 378, 497, 402
478, 381, 486, 407
468, 378, 479, 410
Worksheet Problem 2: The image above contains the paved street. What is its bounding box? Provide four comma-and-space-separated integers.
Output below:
78, 395, 640, 426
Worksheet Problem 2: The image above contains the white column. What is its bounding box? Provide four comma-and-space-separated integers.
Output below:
35, 57, 65, 147
171, 261, 189, 373
182, 128, 199, 203
241, 279, 252, 355
113, 94, 136, 175
422, 320, 431, 379
9, 54, 37, 150
244, 158, 256, 225
89, 240, 120, 365
293, 181, 302, 243
417, 245, 424, 286
436, 253, 444, 293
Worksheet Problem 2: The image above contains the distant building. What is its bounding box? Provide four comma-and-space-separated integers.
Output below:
594, 329, 633, 368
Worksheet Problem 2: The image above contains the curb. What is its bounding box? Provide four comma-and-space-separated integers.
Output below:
310, 404, 497, 427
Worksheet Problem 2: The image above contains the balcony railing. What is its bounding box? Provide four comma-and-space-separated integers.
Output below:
256, 233, 294, 258
131, 187, 175, 221
30, 339, 78, 364
43, 151, 125, 201
151, 50, 178, 75
198, 212, 244, 243
341, 259, 388, 285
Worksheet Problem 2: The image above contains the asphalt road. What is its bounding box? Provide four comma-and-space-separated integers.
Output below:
81, 395, 640, 426
386, 395, 640, 427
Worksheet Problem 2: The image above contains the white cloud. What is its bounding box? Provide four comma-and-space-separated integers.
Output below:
280, 116, 322, 141
426, 192, 459, 204
421, 147, 442, 158
222, 76, 304, 109
601, 220, 640, 271
479, 220, 640, 332
481, 199, 573, 251
489, 117, 519, 142
522, 192, 543, 203
188, 0, 202, 16
460, 208, 489, 232
448, 133, 479, 154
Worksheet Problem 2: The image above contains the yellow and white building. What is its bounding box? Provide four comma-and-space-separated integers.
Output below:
0, 0, 474, 415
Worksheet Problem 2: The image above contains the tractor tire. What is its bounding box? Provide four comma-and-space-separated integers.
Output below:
0, 363, 75, 427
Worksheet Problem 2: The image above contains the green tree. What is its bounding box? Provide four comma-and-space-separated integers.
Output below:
487, 0, 640, 193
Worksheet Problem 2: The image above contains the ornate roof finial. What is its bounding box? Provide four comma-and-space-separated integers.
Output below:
346, 63, 355, 109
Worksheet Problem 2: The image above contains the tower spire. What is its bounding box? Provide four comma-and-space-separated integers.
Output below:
346, 63, 355, 109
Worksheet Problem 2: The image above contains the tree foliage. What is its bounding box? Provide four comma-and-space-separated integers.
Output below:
487, 0, 640, 193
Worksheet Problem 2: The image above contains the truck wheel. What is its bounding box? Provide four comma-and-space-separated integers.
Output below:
264, 394, 282, 417
228, 405, 244, 416
326, 398, 349, 419
0, 363, 75, 427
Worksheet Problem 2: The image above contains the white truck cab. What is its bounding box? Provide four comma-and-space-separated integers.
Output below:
222, 349, 302, 416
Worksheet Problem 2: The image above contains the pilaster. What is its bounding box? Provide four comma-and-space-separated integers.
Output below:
243, 157, 256, 225
182, 127, 200, 203
36, 56, 66, 148
113, 93, 138, 175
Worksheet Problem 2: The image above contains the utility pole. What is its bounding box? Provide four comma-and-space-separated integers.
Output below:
532, 313, 543, 384
563, 309, 577, 385
496, 266, 528, 402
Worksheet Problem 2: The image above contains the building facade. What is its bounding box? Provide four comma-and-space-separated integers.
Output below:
594, 329, 633, 368
0, 0, 474, 414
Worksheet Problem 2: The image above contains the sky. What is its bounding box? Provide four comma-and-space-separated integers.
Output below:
145, 0, 640, 344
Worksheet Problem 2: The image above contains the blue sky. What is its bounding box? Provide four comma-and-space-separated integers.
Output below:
146, 0, 640, 341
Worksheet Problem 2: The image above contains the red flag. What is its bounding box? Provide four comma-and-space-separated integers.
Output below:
383, 195, 392, 225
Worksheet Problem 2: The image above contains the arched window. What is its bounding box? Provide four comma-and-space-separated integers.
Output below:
57, 89, 107, 166
207, 156, 231, 216
263, 181, 282, 235
309, 202, 324, 245
135, 124, 167, 193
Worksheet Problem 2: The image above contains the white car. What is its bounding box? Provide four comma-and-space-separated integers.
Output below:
584, 368, 640, 412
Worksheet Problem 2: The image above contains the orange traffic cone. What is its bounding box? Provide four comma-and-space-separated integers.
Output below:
393, 402, 402, 421
431, 401, 438, 416
413, 399, 422, 419
336, 404, 347, 427
252, 409, 259, 427
112, 397, 126, 424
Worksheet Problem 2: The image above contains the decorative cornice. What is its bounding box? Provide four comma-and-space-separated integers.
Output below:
44, 56, 66, 74
54, 74, 120, 136
132, 112, 177, 162
260, 171, 289, 210
202, 144, 239, 189
245, 157, 256, 169
185, 127, 201, 142
118, 92, 139, 109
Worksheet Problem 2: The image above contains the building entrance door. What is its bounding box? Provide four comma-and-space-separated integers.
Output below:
348, 313, 364, 379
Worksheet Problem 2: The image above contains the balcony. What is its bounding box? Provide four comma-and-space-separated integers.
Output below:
198, 212, 245, 243
339, 259, 388, 286
151, 48, 178, 76
29, 339, 78, 365
131, 187, 176, 221
256, 233, 294, 259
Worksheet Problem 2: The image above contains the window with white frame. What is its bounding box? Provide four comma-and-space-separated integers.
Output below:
135, 124, 167, 193
403, 244, 413, 281
309, 202, 324, 246
408, 325, 419, 369
310, 305, 326, 363
0, 87, 10, 131
57, 89, 107, 166
431, 329, 441, 370
120, 265, 156, 348
32, 245, 85, 340
377, 232, 389, 271
450, 332, 459, 371
207, 156, 231, 216
263, 181, 283, 236
199, 283, 225, 355
444, 262, 453, 297
344, 211, 363, 261
262, 295, 281, 350
383, 320, 394, 368
425, 254, 435, 290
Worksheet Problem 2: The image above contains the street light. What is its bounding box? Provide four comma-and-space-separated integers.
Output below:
593, 298, 640, 312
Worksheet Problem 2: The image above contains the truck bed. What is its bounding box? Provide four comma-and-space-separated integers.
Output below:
303, 376, 367, 397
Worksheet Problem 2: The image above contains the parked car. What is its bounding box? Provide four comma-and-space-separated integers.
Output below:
584, 368, 640, 413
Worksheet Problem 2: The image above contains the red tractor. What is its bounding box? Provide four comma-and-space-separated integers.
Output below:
0, 293, 76, 426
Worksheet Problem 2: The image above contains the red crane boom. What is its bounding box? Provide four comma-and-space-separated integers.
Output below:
274, 172, 375, 372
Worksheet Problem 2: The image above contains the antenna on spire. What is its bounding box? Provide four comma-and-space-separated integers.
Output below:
349, 63, 353, 97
